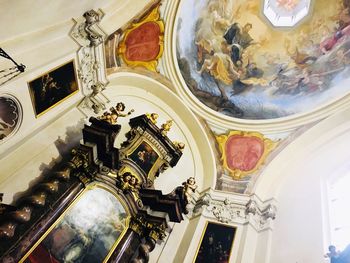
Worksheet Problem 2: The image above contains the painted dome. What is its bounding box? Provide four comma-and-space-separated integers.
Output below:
176, 0, 350, 120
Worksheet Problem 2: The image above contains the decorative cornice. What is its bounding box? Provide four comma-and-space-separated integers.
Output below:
191, 189, 277, 231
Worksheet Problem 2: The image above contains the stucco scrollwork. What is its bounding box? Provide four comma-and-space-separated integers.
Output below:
192, 190, 277, 231
70, 9, 109, 116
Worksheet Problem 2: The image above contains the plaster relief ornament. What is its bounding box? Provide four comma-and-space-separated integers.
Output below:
0, 95, 21, 142
98, 102, 134, 124
216, 131, 278, 179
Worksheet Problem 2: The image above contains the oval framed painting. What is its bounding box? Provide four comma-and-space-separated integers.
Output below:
0, 94, 22, 143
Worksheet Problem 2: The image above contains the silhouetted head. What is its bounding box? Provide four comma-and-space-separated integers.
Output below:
329, 245, 336, 253
116, 102, 126, 111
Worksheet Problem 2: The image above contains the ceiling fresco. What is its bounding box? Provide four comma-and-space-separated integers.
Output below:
176, 0, 350, 120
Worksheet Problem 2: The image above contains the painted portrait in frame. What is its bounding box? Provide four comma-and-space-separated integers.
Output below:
28, 60, 79, 117
129, 141, 159, 175
20, 184, 129, 263
194, 222, 236, 263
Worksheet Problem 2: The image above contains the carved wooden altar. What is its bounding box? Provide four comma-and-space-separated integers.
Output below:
0, 113, 191, 263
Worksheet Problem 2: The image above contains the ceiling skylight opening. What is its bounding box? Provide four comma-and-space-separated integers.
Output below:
263, 0, 312, 28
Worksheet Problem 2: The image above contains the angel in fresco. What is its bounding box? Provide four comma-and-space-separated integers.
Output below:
197, 50, 241, 85
195, 9, 230, 63
284, 39, 318, 68
330, 47, 350, 68
320, 24, 350, 54
271, 62, 347, 95
207, 0, 233, 20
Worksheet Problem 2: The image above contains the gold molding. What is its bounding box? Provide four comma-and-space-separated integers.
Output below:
192, 221, 237, 263
27, 59, 79, 118
118, 4, 164, 72
216, 130, 279, 179
127, 137, 163, 180
19, 183, 130, 263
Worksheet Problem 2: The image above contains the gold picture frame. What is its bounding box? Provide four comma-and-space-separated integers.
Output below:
19, 183, 130, 263
127, 138, 162, 180
28, 60, 79, 118
193, 221, 237, 263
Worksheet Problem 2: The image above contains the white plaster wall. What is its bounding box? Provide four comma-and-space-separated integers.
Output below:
270, 169, 325, 263
0, 0, 158, 194
0, 107, 85, 204
0, 0, 154, 158
254, 107, 350, 263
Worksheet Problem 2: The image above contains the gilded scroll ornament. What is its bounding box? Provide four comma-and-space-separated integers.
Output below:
216, 130, 278, 179
117, 5, 165, 72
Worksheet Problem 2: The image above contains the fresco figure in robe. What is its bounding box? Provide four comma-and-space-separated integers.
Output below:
177, 0, 350, 119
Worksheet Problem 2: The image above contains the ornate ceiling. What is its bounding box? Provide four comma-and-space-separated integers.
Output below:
175, 0, 350, 122
1, 0, 350, 197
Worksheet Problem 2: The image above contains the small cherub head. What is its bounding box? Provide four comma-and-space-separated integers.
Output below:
123, 172, 132, 182
116, 102, 126, 111
187, 177, 196, 185
129, 176, 138, 186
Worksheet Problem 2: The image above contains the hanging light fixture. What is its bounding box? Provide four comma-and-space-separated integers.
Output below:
0, 48, 26, 86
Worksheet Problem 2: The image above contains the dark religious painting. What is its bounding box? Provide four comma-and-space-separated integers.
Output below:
28, 61, 79, 117
0, 95, 21, 142
22, 186, 129, 263
176, 0, 350, 119
129, 141, 159, 175
194, 222, 236, 263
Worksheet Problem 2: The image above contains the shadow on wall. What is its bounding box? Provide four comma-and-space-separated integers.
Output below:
12, 119, 85, 203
